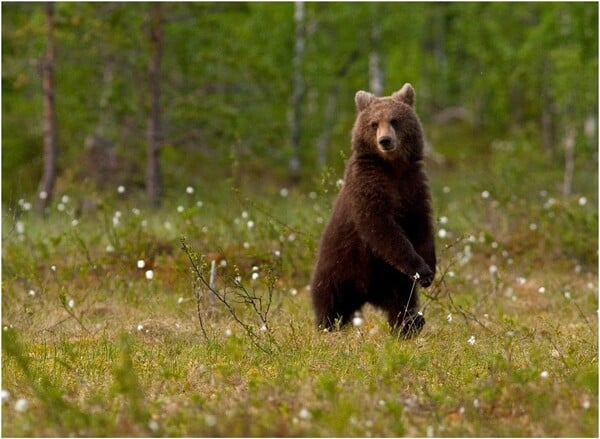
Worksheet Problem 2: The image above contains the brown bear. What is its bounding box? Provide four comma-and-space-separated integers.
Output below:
310, 83, 436, 338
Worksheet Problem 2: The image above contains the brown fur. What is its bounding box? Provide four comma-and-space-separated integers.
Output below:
310, 84, 436, 338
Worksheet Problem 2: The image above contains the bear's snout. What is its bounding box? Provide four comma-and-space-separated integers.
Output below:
378, 136, 394, 150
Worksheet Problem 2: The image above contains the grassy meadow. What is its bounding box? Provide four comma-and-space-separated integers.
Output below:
2, 130, 598, 437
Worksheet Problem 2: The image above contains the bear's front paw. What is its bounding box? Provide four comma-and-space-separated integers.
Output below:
414, 264, 434, 288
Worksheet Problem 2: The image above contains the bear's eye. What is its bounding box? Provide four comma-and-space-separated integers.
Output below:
370, 122, 378, 130
390, 119, 400, 128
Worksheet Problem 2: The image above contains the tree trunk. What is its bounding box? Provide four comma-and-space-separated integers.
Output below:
369, 22, 383, 96
37, 2, 58, 213
541, 78, 554, 156
147, 4, 163, 208
562, 125, 576, 197
289, 1, 305, 180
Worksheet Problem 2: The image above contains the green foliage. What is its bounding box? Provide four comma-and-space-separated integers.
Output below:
2, 3, 597, 200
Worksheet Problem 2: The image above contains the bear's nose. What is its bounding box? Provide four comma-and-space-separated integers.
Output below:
378, 136, 393, 150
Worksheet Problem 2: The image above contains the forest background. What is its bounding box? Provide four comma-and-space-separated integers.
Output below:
1, 2, 599, 437
2, 2, 598, 203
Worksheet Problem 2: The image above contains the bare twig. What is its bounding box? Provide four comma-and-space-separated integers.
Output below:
181, 238, 277, 354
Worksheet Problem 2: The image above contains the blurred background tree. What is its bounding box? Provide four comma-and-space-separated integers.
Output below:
2, 2, 597, 206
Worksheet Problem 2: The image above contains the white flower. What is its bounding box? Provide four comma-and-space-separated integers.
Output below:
57, 203, 65, 212
132, 208, 140, 215
287, 233, 296, 242
298, 408, 312, 420
540, 370, 549, 379
309, 191, 317, 199
443, 186, 451, 193
446, 313, 453, 323
16, 221, 24, 234
241, 211, 249, 219
196, 201, 203, 208
148, 420, 159, 432
224, 328, 233, 337
578, 197, 587, 206
481, 190, 490, 199
177, 205, 184, 213
336, 179, 344, 189
51, 265, 57, 272
22, 201, 32, 211
247, 220, 255, 229
489, 265, 498, 275
529, 223, 538, 231
106, 244, 115, 253
564, 291, 572, 300
137, 324, 144, 331
39, 191, 48, 200
1, 390, 10, 403
164, 221, 172, 230
137, 260, 145, 269
473, 398, 480, 408
538, 286, 546, 294
67, 298, 75, 308
352, 315, 364, 327
177, 297, 184, 304
251, 272, 259, 280
517, 277, 527, 286
259, 324, 268, 332
28, 289, 36, 297
205, 414, 217, 427
467, 335, 476, 345
439, 216, 448, 224
243, 242, 250, 249
290, 288, 298, 296
14, 398, 28, 412
145, 270, 154, 280
71, 219, 79, 227
582, 398, 591, 410
117, 185, 125, 194
438, 228, 448, 239
280, 187, 289, 197
186, 186, 195, 194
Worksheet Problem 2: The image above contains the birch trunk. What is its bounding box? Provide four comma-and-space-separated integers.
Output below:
369, 23, 383, 96
289, 1, 305, 179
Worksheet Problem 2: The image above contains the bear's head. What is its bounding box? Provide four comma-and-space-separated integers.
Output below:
351, 83, 424, 163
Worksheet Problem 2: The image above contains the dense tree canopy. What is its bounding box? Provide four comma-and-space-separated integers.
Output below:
2, 2, 597, 203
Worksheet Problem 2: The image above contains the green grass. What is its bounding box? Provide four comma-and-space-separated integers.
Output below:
2, 134, 598, 436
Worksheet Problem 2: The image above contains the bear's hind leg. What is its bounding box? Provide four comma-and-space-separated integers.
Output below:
312, 282, 364, 331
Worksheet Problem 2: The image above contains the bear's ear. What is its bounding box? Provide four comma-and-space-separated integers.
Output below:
355, 91, 376, 112
392, 83, 415, 107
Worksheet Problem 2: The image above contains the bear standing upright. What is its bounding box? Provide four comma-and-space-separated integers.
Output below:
310, 83, 436, 338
